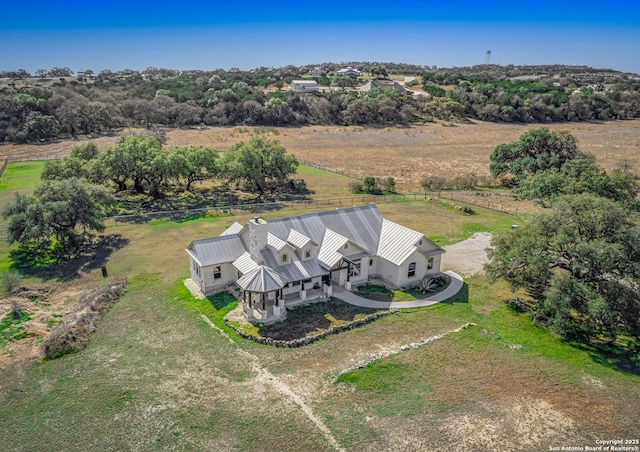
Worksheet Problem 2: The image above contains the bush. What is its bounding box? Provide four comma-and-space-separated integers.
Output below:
1, 271, 22, 294
42, 277, 127, 359
420, 175, 446, 190
507, 297, 534, 313
348, 180, 364, 193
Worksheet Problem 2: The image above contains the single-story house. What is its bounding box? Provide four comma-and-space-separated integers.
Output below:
186, 205, 444, 324
336, 67, 361, 77
291, 80, 319, 93
359, 79, 409, 95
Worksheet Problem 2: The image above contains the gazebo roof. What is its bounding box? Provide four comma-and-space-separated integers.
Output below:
236, 265, 289, 293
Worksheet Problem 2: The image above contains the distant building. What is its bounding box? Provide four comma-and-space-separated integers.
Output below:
359, 79, 409, 95
311, 67, 321, 77
587, 83, 614, 93
291, 80, 319, 93
336, 67, 361, 77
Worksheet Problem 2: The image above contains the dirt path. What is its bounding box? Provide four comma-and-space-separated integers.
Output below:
200, 314, 345, 452
441, 232, 493, 276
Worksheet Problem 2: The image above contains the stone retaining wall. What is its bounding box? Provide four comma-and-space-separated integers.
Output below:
224, 308, 398, 348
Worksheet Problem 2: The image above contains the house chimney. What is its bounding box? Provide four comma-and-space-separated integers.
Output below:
248, 217, 268, 263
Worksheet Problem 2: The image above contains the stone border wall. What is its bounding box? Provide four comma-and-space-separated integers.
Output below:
224, 308, 397, 348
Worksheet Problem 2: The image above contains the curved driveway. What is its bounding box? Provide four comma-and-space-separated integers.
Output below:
334, 271, 464, 309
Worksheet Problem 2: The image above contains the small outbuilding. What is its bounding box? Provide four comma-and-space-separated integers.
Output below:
291, 80, 319, 93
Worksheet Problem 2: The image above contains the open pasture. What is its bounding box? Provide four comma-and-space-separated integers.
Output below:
0, 131, 639, 450
1, 120, 639, 186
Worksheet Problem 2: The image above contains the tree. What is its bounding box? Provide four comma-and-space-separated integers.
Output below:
175, 146, 218, 191
486, 194, 640, 341
517, 154, 640, 209
96, 134, 162, 193
22, 112, 61, 142
221, 136, 298, 193
3, 178, 114, 259
489, 128, 582, 182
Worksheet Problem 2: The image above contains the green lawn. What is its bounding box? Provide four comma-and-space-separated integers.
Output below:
1, 158, 639, 451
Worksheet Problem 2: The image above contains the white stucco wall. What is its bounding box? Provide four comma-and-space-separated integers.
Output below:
201, 262, 237, 295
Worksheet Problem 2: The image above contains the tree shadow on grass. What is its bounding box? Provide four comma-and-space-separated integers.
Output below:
572, 339, 640, 375
10, 234, 129, 282
257, 299, 379, 341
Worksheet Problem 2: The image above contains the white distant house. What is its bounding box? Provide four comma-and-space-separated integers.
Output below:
185, 205, 445, 324
290, 80, 319, 93
336, 67, 361, 77
359, 79, 409, 95
312, 67, 321, 77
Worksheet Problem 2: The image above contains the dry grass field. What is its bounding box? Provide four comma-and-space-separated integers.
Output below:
1, 120, 639, 187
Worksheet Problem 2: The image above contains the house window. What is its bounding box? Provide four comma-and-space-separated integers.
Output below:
282, 254, 288, 263
419, 239, 423, 245
213, 265, 221, 280
408, 262, 416, 278
369, 258, 373, 266
343, 243, 348, 249
427, 257, 434, 271
305, 249, 311, 258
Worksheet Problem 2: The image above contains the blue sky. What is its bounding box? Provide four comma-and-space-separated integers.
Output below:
2, 0, 639, 74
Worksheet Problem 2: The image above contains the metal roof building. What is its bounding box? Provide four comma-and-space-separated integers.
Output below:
186, 204, 445, 324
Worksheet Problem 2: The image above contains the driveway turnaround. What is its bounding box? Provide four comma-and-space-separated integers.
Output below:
334, 271, 464, 309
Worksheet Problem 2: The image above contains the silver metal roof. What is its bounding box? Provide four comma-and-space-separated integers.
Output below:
377, 219, 423, 265
287, 229, 316, 249
261, 250, 326, 281
318, 229, 348, 269
186, 205, 444, 276
187, 235, 245, 266
236, 265, 288, 292
232, 251, 259, 274
266, 205, 384, 255
220, 222, 244, 236
267, 232, 288, 252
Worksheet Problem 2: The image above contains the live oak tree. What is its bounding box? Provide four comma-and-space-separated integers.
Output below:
2, 178, 114, 259
486, 194, 640, 341
517, 154, 640, 209
489, 128, 582, 183
174, 145, 218, 191
220, 136, 298, 194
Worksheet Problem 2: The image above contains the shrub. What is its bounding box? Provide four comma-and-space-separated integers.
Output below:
348, 180, 364, 193
10, 300, 22, 320
507, 297, 534, 313
420, 175, 446, 190
1, 271, 22, 294
42, 277, 127, 359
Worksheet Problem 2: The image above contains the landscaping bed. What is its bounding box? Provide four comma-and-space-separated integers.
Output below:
224, 298, 393, 347
356, 274, 452, 302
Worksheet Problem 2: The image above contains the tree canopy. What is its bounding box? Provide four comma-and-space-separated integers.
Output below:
220, 136, 298, 194
3, 178, 114, 260
486, 194, 640, 341
517, 154, 640, 209
489, 128, 582, 182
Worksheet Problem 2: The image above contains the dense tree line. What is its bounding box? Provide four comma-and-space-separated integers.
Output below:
41, 135, 301, 199
0, 64, 638, 143
4, 135, 303, 261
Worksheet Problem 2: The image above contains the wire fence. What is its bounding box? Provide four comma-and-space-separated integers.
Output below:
0, 158, 8, 179
102, 189, 532, 226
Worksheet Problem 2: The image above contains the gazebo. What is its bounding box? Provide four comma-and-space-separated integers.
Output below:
236, 265, 289, 323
